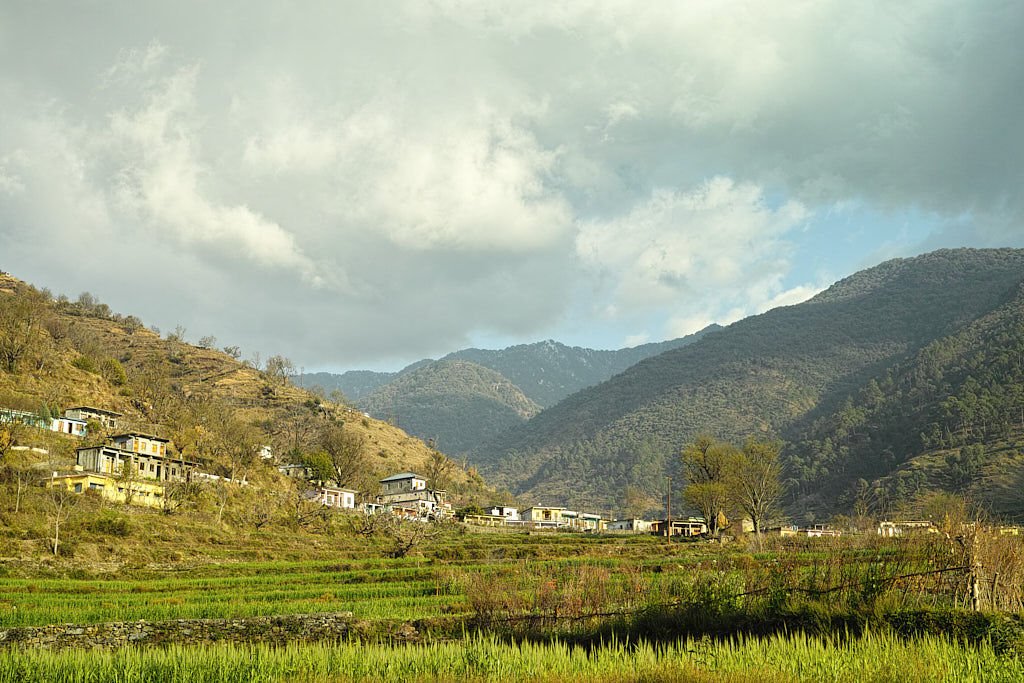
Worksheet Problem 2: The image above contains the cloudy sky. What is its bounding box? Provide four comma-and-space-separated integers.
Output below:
1, 2, 1022, 371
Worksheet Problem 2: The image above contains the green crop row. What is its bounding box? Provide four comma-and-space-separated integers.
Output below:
1, 631, 1020, 682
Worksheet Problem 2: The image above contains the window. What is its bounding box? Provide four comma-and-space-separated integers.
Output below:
74, 483, 82, 493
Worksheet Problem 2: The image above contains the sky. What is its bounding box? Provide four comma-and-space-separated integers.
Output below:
1, 2, 1022, 372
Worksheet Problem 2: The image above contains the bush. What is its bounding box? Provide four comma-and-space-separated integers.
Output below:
71, 356, 96, 373
88, 514, 132, 538
100, 358, 127, 386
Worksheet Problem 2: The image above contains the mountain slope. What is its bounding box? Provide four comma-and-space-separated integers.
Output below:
359, 359, 542, 455
786, 276, 1024, 520
0, 271, 492, 502
474, 248, 1024, 511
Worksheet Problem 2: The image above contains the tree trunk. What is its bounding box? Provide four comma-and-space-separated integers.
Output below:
52, 515, 60, 556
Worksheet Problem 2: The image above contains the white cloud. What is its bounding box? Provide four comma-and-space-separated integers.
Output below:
755, 284, 826, 313
0, 1, 1021, 367
576, 176, 809, 311
104, 65, 322, 285
623, 332, 649, 347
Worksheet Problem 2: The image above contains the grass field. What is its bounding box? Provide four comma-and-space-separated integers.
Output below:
2, 497, 1023, 682
2, 630, 1022, 682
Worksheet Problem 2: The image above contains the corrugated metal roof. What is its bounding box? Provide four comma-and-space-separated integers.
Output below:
379, 472, 425, 483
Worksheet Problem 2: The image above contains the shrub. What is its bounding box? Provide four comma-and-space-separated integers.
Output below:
71, 356, 96, 373
89, 514, 132, 538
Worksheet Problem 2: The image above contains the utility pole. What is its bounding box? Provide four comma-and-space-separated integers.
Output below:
666, 476, 672, 538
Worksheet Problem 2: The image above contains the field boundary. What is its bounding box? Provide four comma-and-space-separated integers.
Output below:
0, 611, 355, 650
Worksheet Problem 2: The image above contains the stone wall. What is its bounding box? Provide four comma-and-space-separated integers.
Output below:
0, 611, 354, 650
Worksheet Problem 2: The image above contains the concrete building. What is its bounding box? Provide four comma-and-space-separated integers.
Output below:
51, 416, 87, 437
63, 406, 123, 430
607, 518, 653, 533
77, 434, 196, 483
319, 485, 358, 509
520, 506, 567, 527
379, 472, 448, 518
45, 472, 167, 509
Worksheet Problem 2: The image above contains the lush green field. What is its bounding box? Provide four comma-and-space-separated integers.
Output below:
1, 631, 1021, 682
0, 530, 994, 630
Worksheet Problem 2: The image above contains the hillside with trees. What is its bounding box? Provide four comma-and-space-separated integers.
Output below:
358, 359, 542, 456
474, 249, 1024, 518
0, 270, 494, 517
786, 276, 1024, 521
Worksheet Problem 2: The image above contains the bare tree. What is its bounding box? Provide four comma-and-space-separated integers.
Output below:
315, 423, 366, 487
623, 485, 654, 519
114, 460, 141, 508
0, 285, 51, 373
681, 435, 737, 536
730, 439, 784, 537
0, 421, 30, 513
48, 478, 79, 556
425, 447, 454, 491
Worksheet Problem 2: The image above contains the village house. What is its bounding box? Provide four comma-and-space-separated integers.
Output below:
45, 471, 167, 509
51, 416, 87, 437
562, 510, 606, 531
379, 472, 449, 518
318, 485, 358, 509
607, 518, 653, 533
877, 520, 939, 537
277, 464, 316, 480
62, 406, 123, 430
0, 407, 49, 429
490, 506, 519, 520
651, 518, 708, 537
463, 511, 509, 527
77, 433, 197, 483
773, 524, 841, 538
519, 506, 566, 528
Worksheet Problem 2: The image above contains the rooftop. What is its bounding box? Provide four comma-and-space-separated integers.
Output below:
66, 406, 123, 417
111, 432, 170, 443
380, 472, 426, 483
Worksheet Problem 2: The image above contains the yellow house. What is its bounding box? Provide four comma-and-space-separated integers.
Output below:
520, 506, 566, 527
45, 472, 167, 509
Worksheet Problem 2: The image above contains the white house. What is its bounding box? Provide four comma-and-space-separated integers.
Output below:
51, 416, 87, 437
319, 485, 358, 509
607, 518, 653, 533
489, 506, 519, 520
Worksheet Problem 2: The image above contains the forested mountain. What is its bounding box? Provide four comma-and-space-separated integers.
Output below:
787, 276, 1024, 521
474, 249, 1024, 516
302, 370, 393, 402
358, 360, 542, 456
305, 328, 717, 408
438, 331, 718, 408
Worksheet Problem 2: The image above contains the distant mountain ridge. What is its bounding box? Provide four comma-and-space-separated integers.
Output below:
304, 329, 718, 408
471, 248, 1024, 518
